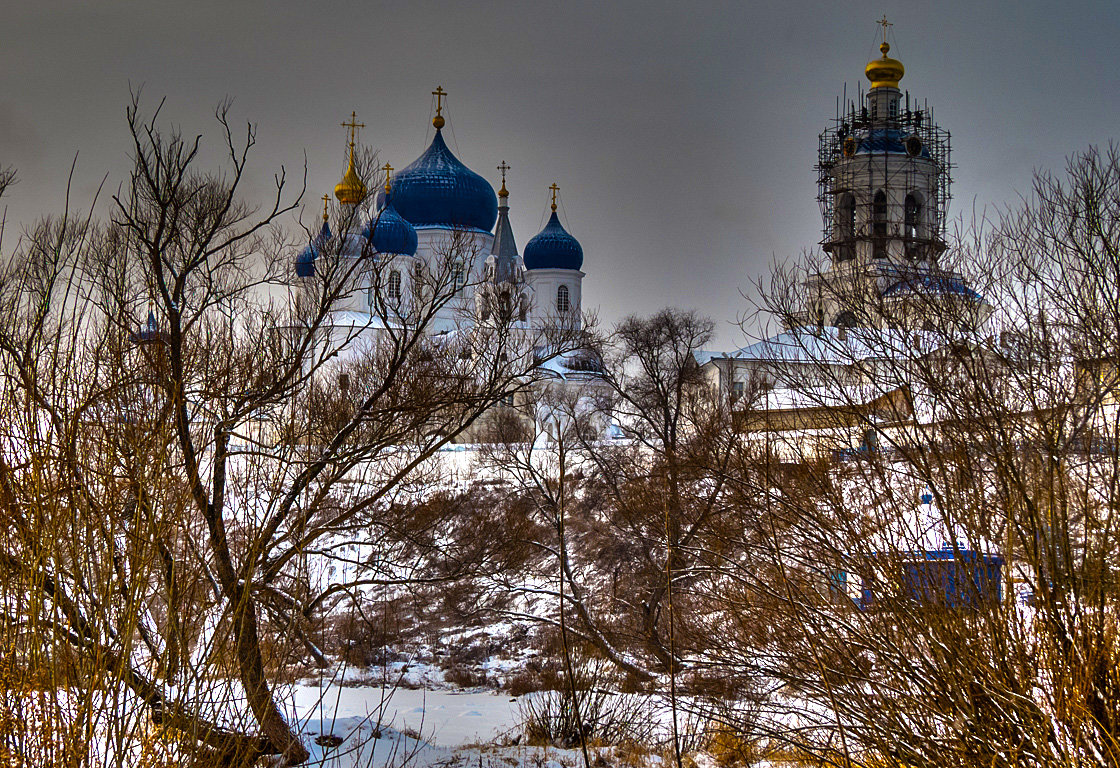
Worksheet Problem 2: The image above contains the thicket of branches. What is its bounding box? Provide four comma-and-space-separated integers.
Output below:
0, 98, 576, 765
456, 148, 1120, 768
3, 92, 1120, 768
702, 147, 1120, 768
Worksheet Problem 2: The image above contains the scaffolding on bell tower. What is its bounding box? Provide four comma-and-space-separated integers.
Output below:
816, 85, 952, 266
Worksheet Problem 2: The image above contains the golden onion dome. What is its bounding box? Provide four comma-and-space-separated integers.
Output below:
334, 150, 367, 205
865, 41, 905, 89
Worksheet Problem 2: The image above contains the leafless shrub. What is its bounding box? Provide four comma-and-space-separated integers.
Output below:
516, 656, 658, 749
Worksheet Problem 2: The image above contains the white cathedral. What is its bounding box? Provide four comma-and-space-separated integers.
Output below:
293, 93, 588, 349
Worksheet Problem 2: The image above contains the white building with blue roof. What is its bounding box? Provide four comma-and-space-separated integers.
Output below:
293, 95, 587, 341
289, 94, 600, 441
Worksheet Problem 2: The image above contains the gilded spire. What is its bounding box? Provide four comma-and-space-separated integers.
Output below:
497, 160, 510, 199
865, 16, 905, 89
334, 111, 367, 205
549, 182, 559, 212
432, 86, 447, 130
382, 162, 393, 195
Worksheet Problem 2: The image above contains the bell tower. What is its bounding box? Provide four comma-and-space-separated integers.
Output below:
805, 20, 979, 330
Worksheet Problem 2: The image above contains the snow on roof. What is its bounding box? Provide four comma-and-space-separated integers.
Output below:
723, 326, 947, 366
534, 346, 605, 382
760, 382, 898, 412
323, 310, 400, 330
693, 349, 724, 366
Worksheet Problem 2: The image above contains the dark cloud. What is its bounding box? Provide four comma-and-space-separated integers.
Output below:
3, 0, 1117, 347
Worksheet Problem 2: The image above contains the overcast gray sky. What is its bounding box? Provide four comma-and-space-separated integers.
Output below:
3, 0, 1118, 348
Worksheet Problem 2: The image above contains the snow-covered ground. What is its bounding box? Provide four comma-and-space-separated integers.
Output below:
291, 683, 520, 748
287, 682, 612, 768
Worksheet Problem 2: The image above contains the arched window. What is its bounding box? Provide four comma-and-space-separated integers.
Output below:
836, 193, 855, 261
838, 194, 855, 237
872, 190, 888, 259
904, 193, 922, 238
452, 260, 467, 294
872, 190, 888, 236
557, 285, 571, 313
388, 270, 402, 300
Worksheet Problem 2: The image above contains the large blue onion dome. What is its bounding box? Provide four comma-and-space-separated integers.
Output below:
364, 195, 418, 256
524, 210, 583, 271
295, 218, 332, 277
377, 129, 497, 232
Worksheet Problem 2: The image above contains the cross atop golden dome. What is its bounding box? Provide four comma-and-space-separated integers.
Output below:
497, 160, 510, 198
432, 86, 447, 130
865, 16, 905, 89
382, 162, 393, 195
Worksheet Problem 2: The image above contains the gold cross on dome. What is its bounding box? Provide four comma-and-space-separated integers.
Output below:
497, 160, 510, 185
382, 162, 394, 193
877, 14, 892, 43
432, 86, 447, 117
321, 193, 330, 221
341, 111, 365, 148
549, 182, 560, 211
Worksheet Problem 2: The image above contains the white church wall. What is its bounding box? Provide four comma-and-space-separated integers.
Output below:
526, 268, 583, 331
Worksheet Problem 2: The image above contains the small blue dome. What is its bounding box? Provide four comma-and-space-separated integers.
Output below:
364, 197, 418, 256
377, 130, 497, 232
524, 211, 583, 271
853, 128, 931, 158
295, 219, 331, 277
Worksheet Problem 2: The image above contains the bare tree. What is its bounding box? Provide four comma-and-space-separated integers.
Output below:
0, 96, 575, 765
698, 146, 1120, 767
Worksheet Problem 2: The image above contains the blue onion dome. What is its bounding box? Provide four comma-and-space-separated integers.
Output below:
295, 218, 332, 277
524, 210, 583, 271
364, 194, 418, 256
377, 129, 497, 232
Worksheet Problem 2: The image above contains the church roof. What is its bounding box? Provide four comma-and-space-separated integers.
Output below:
130, 310, 162, 345
378, 129, 497, 232
491, 201, 517, 261
720, 327, 944, 366
853, 128, 930, 158
883, 273, 982, 301
524, 211, 583, 271
364, 197, 418, 256
865, 40, 905, 89
489, 192, 519, 282
295, 218, 332, 277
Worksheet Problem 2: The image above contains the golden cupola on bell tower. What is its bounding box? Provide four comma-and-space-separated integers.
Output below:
865, 40, 905, 89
